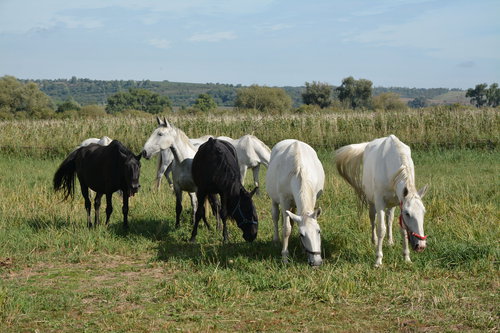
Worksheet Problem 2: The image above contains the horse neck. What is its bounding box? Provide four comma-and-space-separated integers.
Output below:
294, 169, 316, 215
170, 130, 197, 162
255, 140, 271, 166
392, 148, 417, 202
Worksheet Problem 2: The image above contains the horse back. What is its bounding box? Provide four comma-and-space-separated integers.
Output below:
192, 138, 241, 194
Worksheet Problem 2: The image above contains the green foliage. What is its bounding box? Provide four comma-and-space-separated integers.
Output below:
336, 76, 373, 109
372, 92, 406, 111
0, 76, 55, 119
193, 93, 217, 112
485, 83, 500, 107
408, 96, 429, 108
235, 85, 292, 112
302, 81, 333, 108
105, 88, 172, 114
466, 83, 488, 107
56, 97, 81, 113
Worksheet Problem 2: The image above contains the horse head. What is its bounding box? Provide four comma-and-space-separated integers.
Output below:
232, 187, 259, 242
401, 185, 428, 252
141, 117, 176, 159
286, 208, 323, 266
123, 152, 142, 197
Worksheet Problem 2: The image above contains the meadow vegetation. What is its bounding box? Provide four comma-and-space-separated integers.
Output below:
0, 108, 498, 331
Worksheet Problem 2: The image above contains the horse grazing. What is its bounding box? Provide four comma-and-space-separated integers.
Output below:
53, 140, 142, 228
266, 139, 325, 266
191, 138, 258, 243
155, 133, 213, 190
142, 118, 214, 228
335, 135, 428, 267
217, 135, 271, 191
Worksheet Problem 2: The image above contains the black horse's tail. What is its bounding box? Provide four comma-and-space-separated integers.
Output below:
53, 150, 78, 200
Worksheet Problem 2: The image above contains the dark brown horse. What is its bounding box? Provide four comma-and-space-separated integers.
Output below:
53, 140, 141, 228
191, 138, 258, 242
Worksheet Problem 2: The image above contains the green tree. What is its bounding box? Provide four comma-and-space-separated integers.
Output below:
106, 88, 172, 114
486, 83, 500, 107
466, 83, 488, 107
336, 76, 373, 109
193, 93, 217, 112
0, 75, 55, 118
302, 81, 333, 108
408, 96, 429, 108
56, 97, 81, 113
235, 85, 292, 112
372, 92, 406, 111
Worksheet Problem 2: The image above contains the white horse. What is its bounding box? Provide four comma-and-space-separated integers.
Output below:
78, 136, 112, 148
335, 135, 428, 267
155, 135, 213, 190
266, 139, 325, 266
217, 135, 271, 191
142, 118, 210, 228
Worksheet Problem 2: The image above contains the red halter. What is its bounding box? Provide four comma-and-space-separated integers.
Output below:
399, 202, 428, 240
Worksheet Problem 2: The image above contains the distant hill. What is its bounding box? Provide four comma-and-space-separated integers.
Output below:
21, 78, 465, 107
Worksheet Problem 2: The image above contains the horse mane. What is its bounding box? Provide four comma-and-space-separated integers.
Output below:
390, 137, 417, 194
174, 127, 197, 150
291, 142, 316, 213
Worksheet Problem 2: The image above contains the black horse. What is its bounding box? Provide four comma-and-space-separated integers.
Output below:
53, 140, 142, 228
191, 138, 258, 242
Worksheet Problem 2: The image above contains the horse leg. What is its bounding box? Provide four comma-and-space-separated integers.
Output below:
271, 201, 280, 242
280, 199, 292, 263
156, 162, 168, 190
94, 192, 103, 226
105, 193, 113, 225
189, 192, 204, 228
400, 222, 412, 263
174, 187, 183, 228
369, 203, 376, 246
80, 185, 92, 228
374, 200, 387, 267
386, 207, 396, 246
240, 164, 247, 187
252, 165, 261, 195
207, 194, 220, 231
189, 191, 206, 242
165, 162, 174, 190
122, 193, 129, 229
220, 194, 229, 243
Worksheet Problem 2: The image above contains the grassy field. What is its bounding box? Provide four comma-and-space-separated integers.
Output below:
0, 111, 499, 332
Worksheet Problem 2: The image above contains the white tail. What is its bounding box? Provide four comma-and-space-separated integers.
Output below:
335, 142, 369, 205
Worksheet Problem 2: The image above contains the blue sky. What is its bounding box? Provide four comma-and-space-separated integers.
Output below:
0, 0, 499, 89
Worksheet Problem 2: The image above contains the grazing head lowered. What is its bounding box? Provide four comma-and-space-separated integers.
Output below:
400, 186, 428, 252
286, 208, 323, 266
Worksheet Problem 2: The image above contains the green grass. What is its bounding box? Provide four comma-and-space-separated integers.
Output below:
0, 146, 498, 332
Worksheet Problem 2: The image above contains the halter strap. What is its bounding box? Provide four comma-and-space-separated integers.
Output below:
399, 202, 428, 240
299, 236, 322, 256
231, 199, 258, 228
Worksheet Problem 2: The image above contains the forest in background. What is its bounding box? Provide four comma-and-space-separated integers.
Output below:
21, 77, 464, 107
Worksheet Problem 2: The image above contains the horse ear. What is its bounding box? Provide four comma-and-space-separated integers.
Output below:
163, 117, 170, 128
285, 210, 302, 223
156, 116, 162, 125
418, 184, 429, 198
249, 187, 258, 197
135, 153, 142, 161
313, 207, 322, 218
403, 187, 409, 198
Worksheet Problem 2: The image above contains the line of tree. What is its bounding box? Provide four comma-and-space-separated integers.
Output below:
466, 83, 500, 107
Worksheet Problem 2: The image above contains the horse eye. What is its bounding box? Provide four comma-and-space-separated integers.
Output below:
158, 132, 163, 136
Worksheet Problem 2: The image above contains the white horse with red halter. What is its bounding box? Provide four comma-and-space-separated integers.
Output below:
335, 135, 428, 267
266, 139, 325, 266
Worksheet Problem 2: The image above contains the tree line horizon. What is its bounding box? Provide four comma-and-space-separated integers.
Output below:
0, 75, 498, 119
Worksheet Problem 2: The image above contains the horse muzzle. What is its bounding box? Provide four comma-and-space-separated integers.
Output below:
141, 150, 152, 160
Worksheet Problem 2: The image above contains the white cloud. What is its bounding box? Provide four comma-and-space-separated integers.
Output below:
189, 31, 236, 42
148, 38, 171, 49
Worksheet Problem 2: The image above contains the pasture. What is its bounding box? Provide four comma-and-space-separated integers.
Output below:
0, 110, 498, 332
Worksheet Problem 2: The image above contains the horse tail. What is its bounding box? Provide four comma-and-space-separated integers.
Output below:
53, 149, 78, 200
335, 142, 369, 206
